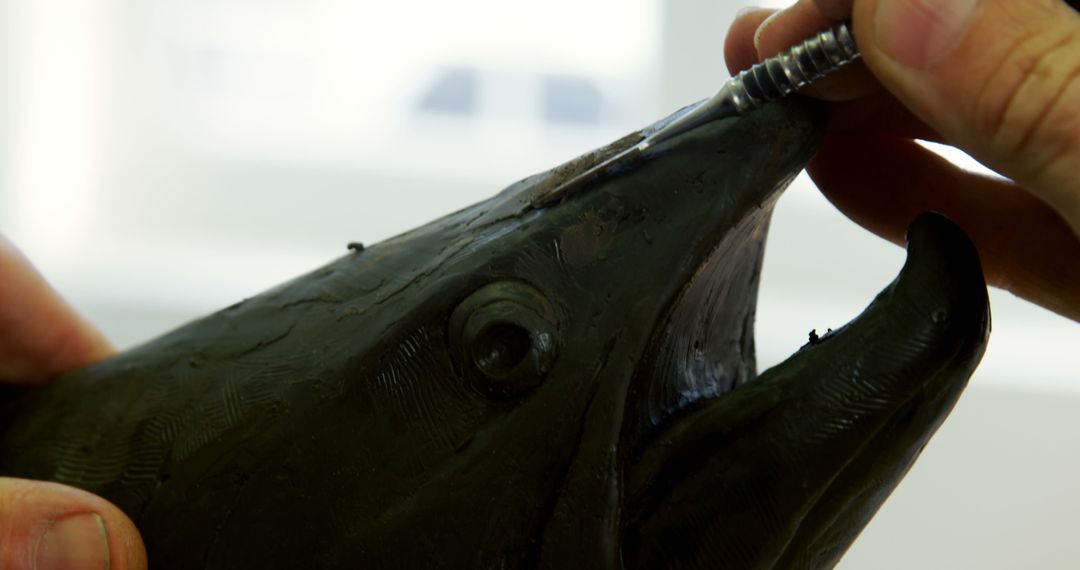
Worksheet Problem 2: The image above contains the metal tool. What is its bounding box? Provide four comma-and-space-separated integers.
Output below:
640, 21, 861, 150
540, 21, 861, 206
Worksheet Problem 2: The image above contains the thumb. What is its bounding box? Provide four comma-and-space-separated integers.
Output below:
0, 477, 146, 570
852, 0, 1080, 229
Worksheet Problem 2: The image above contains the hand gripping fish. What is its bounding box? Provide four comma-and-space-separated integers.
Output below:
0, 98, 989, 569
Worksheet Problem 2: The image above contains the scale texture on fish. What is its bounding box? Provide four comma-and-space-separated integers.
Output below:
0, 98, 990, 569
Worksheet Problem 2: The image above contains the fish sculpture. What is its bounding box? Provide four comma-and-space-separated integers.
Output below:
0, 98, 989, 569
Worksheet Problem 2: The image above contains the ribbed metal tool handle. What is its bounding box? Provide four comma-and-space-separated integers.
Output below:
728, 21, 860, 113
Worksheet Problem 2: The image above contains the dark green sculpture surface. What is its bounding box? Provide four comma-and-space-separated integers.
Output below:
0, 99, 989, 569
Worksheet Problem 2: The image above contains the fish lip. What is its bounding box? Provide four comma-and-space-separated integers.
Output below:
767, 384, 940, 559
623, 373, 953, 565
766, 330, 986, 566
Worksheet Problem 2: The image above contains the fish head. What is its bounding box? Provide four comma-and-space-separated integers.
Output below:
0, 98, 989, 569
275, 97, 982, 568
170, 98, 832, 567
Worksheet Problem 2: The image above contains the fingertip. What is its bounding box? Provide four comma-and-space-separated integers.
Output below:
752, 8, 785, 56
112, 511, 149, 570
750, 0, 882, 101
725, 8, 775, 75
0, 235, 114, 386
0, 478, 147, 570
87, 488, 147, 570
42, 318, 115, 380
753, 0, 833, 59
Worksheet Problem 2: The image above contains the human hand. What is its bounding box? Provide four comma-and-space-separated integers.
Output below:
0, 236, 146, 569
726, 0, 1080, 321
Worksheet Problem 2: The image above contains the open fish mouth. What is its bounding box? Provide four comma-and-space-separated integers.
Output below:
512, 95, 990, 568
621, 211, 989, 568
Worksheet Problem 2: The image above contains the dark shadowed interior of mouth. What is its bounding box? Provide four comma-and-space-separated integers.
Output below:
624, 199, 776, 442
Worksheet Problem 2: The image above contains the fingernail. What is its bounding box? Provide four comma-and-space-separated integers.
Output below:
34, 513, 110, 570
874, 0, 979, 69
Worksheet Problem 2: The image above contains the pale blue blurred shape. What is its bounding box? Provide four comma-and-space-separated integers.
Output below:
418, 67, 478, 115
542, 74, 605, 125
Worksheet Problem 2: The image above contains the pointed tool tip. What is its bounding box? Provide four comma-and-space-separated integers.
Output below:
641, 92, 738, 149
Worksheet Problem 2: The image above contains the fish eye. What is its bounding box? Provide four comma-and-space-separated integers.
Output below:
472, 322, 531, 378
449, 281, 560, 399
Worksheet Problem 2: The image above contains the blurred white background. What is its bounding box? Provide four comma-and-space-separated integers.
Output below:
2, 0, 1079, 566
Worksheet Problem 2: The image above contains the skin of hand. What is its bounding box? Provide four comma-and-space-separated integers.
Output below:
0, 236, 147, 570
727, 0, 1080, 321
